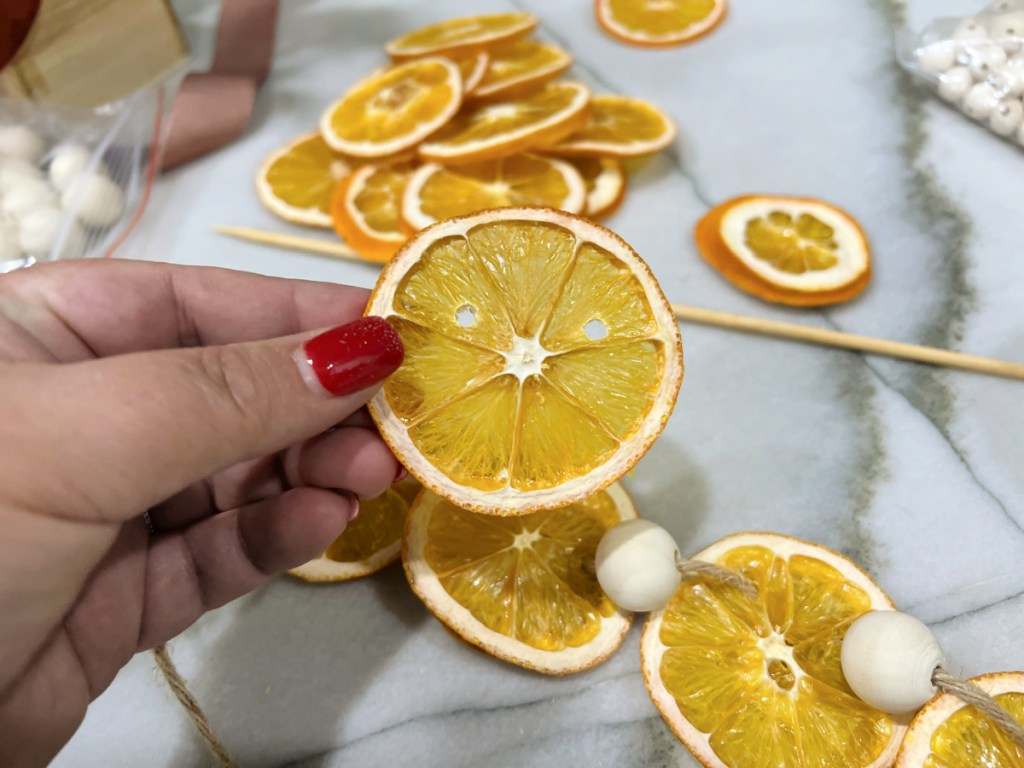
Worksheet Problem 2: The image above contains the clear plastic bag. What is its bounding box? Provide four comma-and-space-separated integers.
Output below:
898, 0, 1024, 146
0, 86, 168, 272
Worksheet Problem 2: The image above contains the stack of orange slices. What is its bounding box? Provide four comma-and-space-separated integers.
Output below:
255, 12, 677, 262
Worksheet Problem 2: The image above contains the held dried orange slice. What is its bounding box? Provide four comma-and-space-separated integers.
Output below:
404, 482, 637, 673
320, 58, 462, 158
549, 95, 676, 157
288, 480, 419, 582
331, 162, 415, 262
366, 207, 684, 515
695, 195, 872, 307
401, 154, 586, 231
565, 156, 627, 219
595, 0, 727, 47
419, 81, 591, 164
456, 52, 490, 93
641, 532, 906, 768
256, 132, 350, 227
386, 12, 538, 61
471, 40, 573, 100
896, 671, 1024, 767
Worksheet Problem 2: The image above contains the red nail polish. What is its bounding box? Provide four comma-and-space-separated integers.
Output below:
303, 317, 404, 396
394, 465, 409, 483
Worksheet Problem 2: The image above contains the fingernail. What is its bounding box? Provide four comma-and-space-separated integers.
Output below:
347, 497, 361, 522
394, 465, 409, 483
300, 316, 404, 396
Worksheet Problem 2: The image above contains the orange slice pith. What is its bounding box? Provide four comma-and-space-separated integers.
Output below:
255, 132, 350, 228
564, 156, 627, 219
288, 480, 419, 582
896, 671, 1024, 767
331, 162, 415, 262
550, 95, 676, 157
418, 81, 591, 164
455, 51, 490, 93
320, 58, 463, 158
401, 154, 586, 231
471, 40, 573, 100
595, 0, 728, 47
641, 532, 907, 768
403, 481, 637, 674
386, 12, 538, 61
695, 195, 872, 307
366, 207, 683, 516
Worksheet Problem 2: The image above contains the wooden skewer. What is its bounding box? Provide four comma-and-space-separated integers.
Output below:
214, 224, 1024, 382
214, 225, 363, 262
673, 305, 1024, 381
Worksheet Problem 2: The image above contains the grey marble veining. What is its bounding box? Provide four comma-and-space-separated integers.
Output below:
54, 1, 1024, 766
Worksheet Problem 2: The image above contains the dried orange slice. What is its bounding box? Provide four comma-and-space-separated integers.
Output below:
471, 40, 573, 100
456, 52, 490, 93
549, 95, 676, 157
565, 156, 627, 219
366, 207, 683, 515
404, 482, 637, 673
331, 162, 415, 262
401, 154, 585, 231
320, 58, 462, 158
595, 0, 727, 47
288, 479, 419, 582
386, 12, 538, 61
419, 81, 591, 164
255, 132, 350, 228
641, 532, 906, 768
695, 195, 872, 307
896, 671, 1024, 767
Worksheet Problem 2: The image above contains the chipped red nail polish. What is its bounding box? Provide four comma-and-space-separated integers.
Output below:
302, 316, 404, 397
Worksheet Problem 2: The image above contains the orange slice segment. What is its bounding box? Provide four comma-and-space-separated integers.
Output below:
564, 156, 627, 219
419, 81, 591, 164
472, 40, 573, 100
366, 207, 683, 515
386, 12, 538, 61
401, 154, 585, 231
896, 672, 1024, 767
403, 481, 637, 673
288, 480, 419, 582
695, 195, 872, 306
255, 132, 350, 228
331, 162, 415, 262
456, 52, 490, 93
549, 95, 676, 157
641, 532, 907, 768
320, 58, 462, 158
595, 0, 728, 47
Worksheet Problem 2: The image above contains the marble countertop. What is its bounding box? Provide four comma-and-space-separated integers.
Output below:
54, 1, 1024, 766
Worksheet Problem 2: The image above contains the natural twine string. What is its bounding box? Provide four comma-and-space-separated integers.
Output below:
152, 644, 239, 768
932, 667, 1024, 751
675, 552, 759, 599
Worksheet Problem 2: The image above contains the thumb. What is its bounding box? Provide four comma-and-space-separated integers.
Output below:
5, 316, 404, 518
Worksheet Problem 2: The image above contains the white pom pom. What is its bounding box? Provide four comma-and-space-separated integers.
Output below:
962, 82, 1000, 119
49, 145, 98, 192
841, 611, 945, 714
2, 178, 57, 220
18, 207, 86, 259
990, 11, 1024, 52
990, 99, 1024, 134
917, 42, 957, 75
938, 67, 973, 102
595, 519, 681, 612
62, 172, 125, 228
0, 158, 44, 193
0, 125, 46, 164
953, 18, 989, 42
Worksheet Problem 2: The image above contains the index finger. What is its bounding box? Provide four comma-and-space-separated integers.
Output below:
3, 259, 372, 356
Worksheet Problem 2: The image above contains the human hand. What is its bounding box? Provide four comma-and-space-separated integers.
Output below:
0, 260, 404, 766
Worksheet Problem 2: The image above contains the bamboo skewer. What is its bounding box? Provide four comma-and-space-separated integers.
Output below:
215, 225, 1024, 382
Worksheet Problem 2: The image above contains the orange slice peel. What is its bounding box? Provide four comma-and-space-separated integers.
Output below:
550, 95, 676, 157
386, 13, 538, 61
255, 132, 350, 228
331, 162, 414, 262
595, 0, 728, 47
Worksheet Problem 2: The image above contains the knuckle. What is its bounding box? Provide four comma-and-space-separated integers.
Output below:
193, 345, 273, 437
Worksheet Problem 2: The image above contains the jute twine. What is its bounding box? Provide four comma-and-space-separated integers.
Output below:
674, 552, 759, 599
152, 645, 239, 768
931, 667, 1024, 750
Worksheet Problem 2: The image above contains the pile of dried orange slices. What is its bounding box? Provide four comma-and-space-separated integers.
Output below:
255, 12, 676, 262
